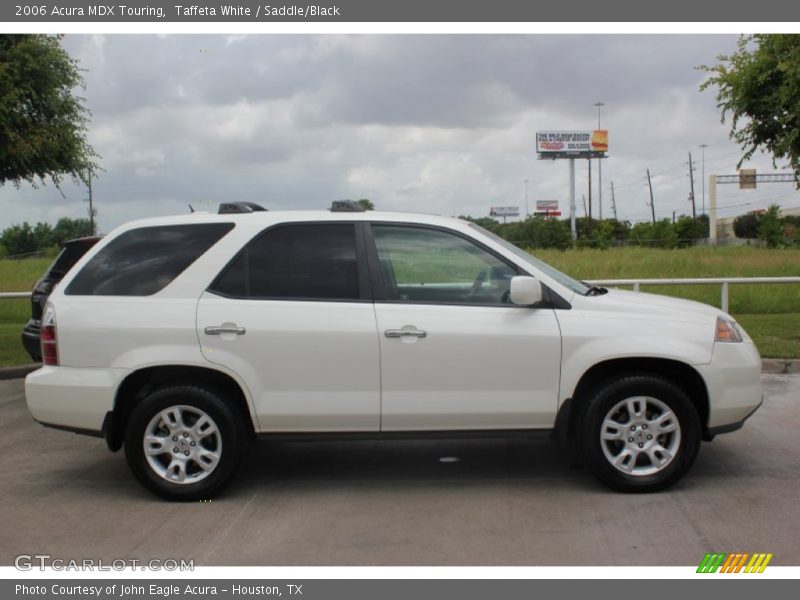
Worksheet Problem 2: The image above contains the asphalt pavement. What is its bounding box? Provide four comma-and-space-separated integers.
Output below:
1, 374, 798, 566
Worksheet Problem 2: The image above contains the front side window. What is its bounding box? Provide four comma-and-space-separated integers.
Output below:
467, 222, 590, 296
210, 224, 360, 301
372, 225, 517, 305
65, 223, 234, 296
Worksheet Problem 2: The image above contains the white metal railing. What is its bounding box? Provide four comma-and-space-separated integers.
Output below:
1, 276, 799, 313
585, 277, 800, 313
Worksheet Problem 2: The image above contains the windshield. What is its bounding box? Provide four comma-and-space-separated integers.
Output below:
467, 223, 590, 296
47, 242, 95, 277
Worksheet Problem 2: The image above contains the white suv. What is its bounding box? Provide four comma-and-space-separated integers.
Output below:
25, 202, 763, 500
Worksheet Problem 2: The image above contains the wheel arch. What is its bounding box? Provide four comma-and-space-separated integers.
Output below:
105, 365, 256, 451
555, 357, 711, 449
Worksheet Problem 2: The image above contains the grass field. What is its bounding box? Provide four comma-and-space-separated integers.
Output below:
0, 247, 797, 365
0, 257, 51, 367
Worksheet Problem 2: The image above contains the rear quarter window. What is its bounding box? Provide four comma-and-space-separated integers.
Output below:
65, 223, 234, 296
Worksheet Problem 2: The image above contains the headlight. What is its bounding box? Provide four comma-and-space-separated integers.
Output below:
715, 317, 743, 343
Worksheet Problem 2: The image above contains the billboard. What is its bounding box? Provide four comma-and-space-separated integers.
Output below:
490, 206, 520, 217
536, 200, 559, 211
536, 130, 608, 157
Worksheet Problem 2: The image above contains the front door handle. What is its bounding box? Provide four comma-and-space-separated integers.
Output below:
385, 328, 427, 339
204, 325, 246, 336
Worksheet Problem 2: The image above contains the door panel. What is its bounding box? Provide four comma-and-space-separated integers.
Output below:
198, 294, 380, 431
375, 303, 561, 430
368, 224, 562, 431
197, 222, 380, 432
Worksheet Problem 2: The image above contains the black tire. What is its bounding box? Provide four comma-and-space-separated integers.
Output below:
577, 374, 701, 493
124, 384, 247, 501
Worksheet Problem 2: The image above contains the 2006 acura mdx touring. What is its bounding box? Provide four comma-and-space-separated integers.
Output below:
25, 201, 763, 500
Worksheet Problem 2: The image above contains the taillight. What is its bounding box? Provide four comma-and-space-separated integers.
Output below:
41, 303, 58, 366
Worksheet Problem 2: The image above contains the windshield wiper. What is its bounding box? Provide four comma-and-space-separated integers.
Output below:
584, 285, 608, 296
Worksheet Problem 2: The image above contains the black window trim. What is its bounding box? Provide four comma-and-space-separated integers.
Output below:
207, 221, 372, 304
363, 221, 568, 309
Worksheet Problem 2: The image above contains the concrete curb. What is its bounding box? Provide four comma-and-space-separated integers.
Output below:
0, 364, 40, 381
1, 360, 798, 381
761, 359, 800, 375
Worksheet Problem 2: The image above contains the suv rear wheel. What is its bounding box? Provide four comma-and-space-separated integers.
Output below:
124, 384, 247, 501
578, 374, 701, 493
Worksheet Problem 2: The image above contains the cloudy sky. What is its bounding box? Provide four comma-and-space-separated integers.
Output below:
2, 34, 799, 234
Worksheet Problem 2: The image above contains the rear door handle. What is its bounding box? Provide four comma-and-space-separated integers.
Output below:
204, 325, 246, 335
385, 328, 427, 339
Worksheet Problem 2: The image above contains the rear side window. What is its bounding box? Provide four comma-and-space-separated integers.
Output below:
210, 224, 360, 301
65, 223, 234, 296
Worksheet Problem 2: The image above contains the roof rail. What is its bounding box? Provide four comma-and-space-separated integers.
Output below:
218, 202, 267, 214
330, 200, 365, 213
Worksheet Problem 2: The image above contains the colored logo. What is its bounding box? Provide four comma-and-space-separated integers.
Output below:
697, 552, 773, 573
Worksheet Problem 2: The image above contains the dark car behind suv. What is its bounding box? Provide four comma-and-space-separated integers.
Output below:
21, 236, 101, 361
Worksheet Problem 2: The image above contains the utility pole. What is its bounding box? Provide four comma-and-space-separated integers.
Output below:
610, 180, 618, 220
700, 144, 707, 215
688, 152, 697, 220
709, 174, 717, 244
646, 168, 656, 224
582, 194, 588, 218
86, 169, 95, 235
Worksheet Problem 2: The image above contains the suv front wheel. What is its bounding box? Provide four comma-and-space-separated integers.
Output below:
124, 384, 247, 501
578, 374, 701, 493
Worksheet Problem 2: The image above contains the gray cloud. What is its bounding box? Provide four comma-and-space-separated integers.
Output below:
2, 34, 798, 235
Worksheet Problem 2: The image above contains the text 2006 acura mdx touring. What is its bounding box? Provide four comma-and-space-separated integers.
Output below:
25, 201, 763, 500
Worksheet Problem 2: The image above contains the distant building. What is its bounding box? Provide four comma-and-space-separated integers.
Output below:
716, 205, 800, 242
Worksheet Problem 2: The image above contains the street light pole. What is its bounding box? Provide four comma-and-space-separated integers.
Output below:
594, 102, 605, 221
524, 179, 529, 218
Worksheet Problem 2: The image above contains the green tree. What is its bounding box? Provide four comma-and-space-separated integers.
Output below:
0, 34, 97, 188
537, 217, 573, 250
588, 220, 615, 249
674, 215, 708, 246
700, 35, 800, 175
757, 204, 784, 247
607, 219, 631, 241
0, 222, 37, 255
356, 198, 375, 211
52, 216, 93, 245
32, 221, 54, 248
0, 217, 93, 256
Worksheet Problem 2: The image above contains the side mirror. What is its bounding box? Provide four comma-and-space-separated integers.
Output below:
509, 276, 543, 306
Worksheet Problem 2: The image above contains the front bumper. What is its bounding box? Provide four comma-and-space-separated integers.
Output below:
25, 365, 130, 434
697, 340, 763, 435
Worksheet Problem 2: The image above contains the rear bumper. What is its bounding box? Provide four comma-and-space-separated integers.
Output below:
21, 319, 41, 361
25, 365, 130, 434
698, 340, 763, 434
